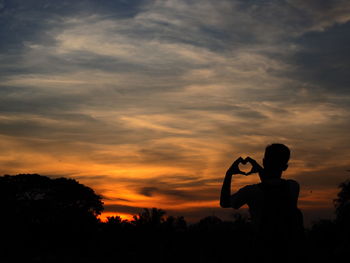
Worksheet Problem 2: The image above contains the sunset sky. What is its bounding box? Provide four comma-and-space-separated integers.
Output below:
0, 0, 349, 225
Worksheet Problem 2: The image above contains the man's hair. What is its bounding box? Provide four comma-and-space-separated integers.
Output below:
264, 143, 290, 166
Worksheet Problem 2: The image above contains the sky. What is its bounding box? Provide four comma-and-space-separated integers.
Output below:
0, 0, 349, 225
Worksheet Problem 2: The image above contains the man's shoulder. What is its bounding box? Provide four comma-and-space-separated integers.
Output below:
243, 179, 300, 192
286, 179, 299, 185
285, 179, 300, 193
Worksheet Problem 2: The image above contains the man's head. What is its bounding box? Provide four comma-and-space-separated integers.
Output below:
262, 143, 290, 178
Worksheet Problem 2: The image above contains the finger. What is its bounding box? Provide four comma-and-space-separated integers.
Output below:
233, 157, 244, 165
246, 157, 263, 170
245, 156, 257, 164
238, 170, 246, 175
245, 170, 257, 176
229, 157, 243, 170
227, 157, 241, 174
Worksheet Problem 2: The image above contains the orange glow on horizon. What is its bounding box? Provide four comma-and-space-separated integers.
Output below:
0, 133, 345, 225
99, 212, 134, 222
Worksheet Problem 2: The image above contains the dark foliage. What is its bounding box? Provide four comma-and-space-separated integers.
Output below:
0, 174, 104, 263
0, 174, 350, 263
334, 179, 350, 228
0, 174, 103, 226
132, 207, 167, 228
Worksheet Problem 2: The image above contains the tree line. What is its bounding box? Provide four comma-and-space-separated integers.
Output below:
0, 173, 349, 263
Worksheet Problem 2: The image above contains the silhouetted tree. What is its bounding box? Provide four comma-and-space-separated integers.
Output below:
106, 215, 123, 224
0, 174, 104, 263
164, 215, 187, 231
334, 179, 350, 228
174, 216, 187, 231
0, 174, 103, 226
132, 208, 166, 227
197, 215, 222, 230
333, 179, 350, 260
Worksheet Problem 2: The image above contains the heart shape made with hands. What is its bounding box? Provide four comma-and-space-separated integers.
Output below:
238, 158, 255, 175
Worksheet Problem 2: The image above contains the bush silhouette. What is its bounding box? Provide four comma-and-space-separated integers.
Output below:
132, 207, 166, 228
334, 179, 350, 228
0, 174, 103, 226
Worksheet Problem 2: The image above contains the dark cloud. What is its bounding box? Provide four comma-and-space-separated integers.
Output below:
288, 0, 350, 29
139, 186, 158, 197
0, 1, 62, 52
137, 145, 206, 166
104, 204, 142, 215
292, 22, 350, 94
0, 0, 147, 77
137, 186, 211, 201
0, 87, 86, 113
131, 177, 220, 202
102, 196, 131, 202
292, 166, 350, 189
0, 113, 133, 144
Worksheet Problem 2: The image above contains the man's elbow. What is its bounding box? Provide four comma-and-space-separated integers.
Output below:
220, 200, 231, 208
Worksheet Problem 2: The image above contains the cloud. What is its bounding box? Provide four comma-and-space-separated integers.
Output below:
139, 186, 158, 197
288, 0, 350, 31
291, 22, 350, 94
104, 204, 142, 215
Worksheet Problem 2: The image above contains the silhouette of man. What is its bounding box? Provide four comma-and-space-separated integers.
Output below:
220, 143, 304, 263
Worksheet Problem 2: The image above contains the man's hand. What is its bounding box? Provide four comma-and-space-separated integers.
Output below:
226, 157, 247, 176
245, 157, 263, 176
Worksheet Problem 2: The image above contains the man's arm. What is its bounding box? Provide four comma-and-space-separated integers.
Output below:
220, 157, 245, 208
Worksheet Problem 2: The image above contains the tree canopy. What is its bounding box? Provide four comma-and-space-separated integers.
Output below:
0, 174, 103, 225
334, 180, 350, 222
